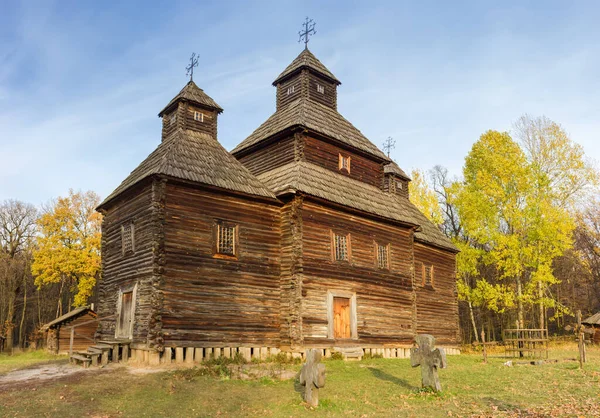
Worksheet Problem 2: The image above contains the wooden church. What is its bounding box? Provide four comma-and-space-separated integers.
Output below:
95, 44, 459, 363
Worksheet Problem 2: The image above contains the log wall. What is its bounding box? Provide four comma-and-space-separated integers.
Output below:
306, 72, 337, 109
56, 312, 97, 354
97, 180, 163, 346
299, 199, 416, 346
161, 183, 281, 347
414, 242, 459, 345
303, 135, 383, 188
237, 135, 296, 176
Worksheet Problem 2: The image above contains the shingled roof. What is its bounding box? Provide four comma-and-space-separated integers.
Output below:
384, 161, 411, 181
257, 162, 457, 252
273, 48, 340, 85
231, 98, 389, 160
583, 312, 600, 326
158, 81, 223, 117
100, 129, 276, 208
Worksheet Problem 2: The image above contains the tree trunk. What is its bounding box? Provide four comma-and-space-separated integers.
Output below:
516, 277, 524, 328
538, 281, 544, 330
6, 297, 14, 352
19, 278, 27, 348
468, 301, 479, 343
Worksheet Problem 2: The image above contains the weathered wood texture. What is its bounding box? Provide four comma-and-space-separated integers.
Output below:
414, 242, 459, 345
161, 183, 281, 347
300, 199, 415, 346
184, 103, 218, 138
276, 76, 303, 110
383, 175, 409, 199
55, 312, 97, 354
306, 72, 337, 110
237, 135, 296, 176
97, 180, 163, 346
303, 135, 383, 188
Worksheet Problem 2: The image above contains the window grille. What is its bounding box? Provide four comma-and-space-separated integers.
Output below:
169, 113, 176, 125
194, 111, 204, 122
317, 84, 325, 94
333, 233, 349, 261
287, 85, 295, 95
217, 223, 236, 256
122, 223, 135, 255
377, 244, 389, 269
395, 180, 403, 190
425, 265, 434, 287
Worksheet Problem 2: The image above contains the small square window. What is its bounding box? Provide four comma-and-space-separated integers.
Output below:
287, 85, 295, 95
332, 232, 350, 261
121, 223, 135, 255
395, 180, 403, 190
317, 84, 325, 94
169, 113, 176, 126
376, 243, 389, 269
338, 154, 351, 173
216, 223, 236, 256
194, 111, 204, 122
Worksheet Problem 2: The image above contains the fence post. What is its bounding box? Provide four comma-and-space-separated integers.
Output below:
69, 327, 74, 357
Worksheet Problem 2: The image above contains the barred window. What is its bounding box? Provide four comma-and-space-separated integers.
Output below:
338, 154, 351, 172
169, 113, 176, 125
333, 232, 349, 261
376, 243, 389, 269
121, 223, 135, 255
395, 180, 403, 190
424, 265, 434, 287
287, 85, 295, 95
317, 84, 325, 94
194, 111, 204, 122
216, 223, 236, 256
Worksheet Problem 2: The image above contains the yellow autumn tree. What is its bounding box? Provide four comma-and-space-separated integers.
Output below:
32, 190, 102, 310
409, 168, 444, 226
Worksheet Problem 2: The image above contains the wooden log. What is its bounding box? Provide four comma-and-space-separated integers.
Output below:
223, 347, 231, 359
205, 347, 213, 360
194, 347, 203, 363
162, 347, 173, 364
149, 352, 160, 365
122, 345, 129, 363
270, 347, 280, 356
175, 347, 184, 363
185, 347, 194, 364
324, 348, 331, 358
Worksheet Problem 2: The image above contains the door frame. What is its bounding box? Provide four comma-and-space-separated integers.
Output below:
327, 290, 358, 340
115, 283, 137, 339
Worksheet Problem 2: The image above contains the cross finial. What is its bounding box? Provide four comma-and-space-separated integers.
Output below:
186, 53, 199, 82
383, 136, 396, 157
298, 17, 316, 49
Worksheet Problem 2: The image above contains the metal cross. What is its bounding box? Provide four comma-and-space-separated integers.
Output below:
186, 53, 199, 82
298, 17, 316, 49
383, 136, 396, 157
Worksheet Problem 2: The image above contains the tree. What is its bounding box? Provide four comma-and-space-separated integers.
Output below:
32, 190, 102, 312
0, 200, 37, 350
409, 168, 444, 226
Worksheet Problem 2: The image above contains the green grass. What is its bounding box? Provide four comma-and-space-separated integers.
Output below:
0, 350, 66, 374
1, 345, 599, 417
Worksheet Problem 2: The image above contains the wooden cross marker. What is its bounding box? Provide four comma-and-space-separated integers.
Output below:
410, 334, 447, 392
298, 17, 316, 49
186, 53, 199, 82
299, 349, 326, 407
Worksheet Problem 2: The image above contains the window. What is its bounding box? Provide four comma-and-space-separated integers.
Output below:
376, 243, 389, 269
332, 231, 350, 261
121, 223, 135, 255
317, 84, 325, 94
169, 113, 176, 126
287, 85, 295, 95
338, 154, 351, 173
424, 265, 434, 287
216, 222, 237, 256
194, 111, 204, 122
395, 180, 403, 190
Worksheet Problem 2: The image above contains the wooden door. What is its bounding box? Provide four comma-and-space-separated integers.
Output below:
117, 291, 133, 338
333, 297, 351, 339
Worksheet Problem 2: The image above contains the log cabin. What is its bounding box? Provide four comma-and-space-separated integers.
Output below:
95, 48, 460, 363
43, 306, 97, 355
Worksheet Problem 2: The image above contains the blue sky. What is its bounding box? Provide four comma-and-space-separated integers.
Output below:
1, 1, 599, 204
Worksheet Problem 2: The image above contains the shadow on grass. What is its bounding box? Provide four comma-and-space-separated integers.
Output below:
367, 367, 415, 390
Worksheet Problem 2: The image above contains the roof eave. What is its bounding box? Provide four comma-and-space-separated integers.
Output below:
272, 66, 341, 87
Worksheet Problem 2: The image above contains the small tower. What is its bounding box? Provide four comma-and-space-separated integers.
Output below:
158, 81, 223, 141
272, 48, 341, 111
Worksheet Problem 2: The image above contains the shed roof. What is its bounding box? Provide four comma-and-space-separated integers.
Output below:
158, 81, 223, 117
99, 129, 276, 208
273, 48, 340, 86
43, 306, 95, 330
231, 98, 389, 161
257, 161, 458, 252
583, 312, 600, 326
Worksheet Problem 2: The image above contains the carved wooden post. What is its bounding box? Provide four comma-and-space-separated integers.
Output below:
576, 310, 586, 368
410, 334, 447, 392
299, 349, 326, 407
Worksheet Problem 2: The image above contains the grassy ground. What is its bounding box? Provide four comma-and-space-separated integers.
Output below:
1, 344, 599, 417
0, 350, 66, 374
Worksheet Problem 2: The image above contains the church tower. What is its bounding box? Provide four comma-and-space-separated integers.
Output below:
157, 81, 223, 141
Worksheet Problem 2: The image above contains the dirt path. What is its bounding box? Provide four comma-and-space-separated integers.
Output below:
0, 361, 110, 390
